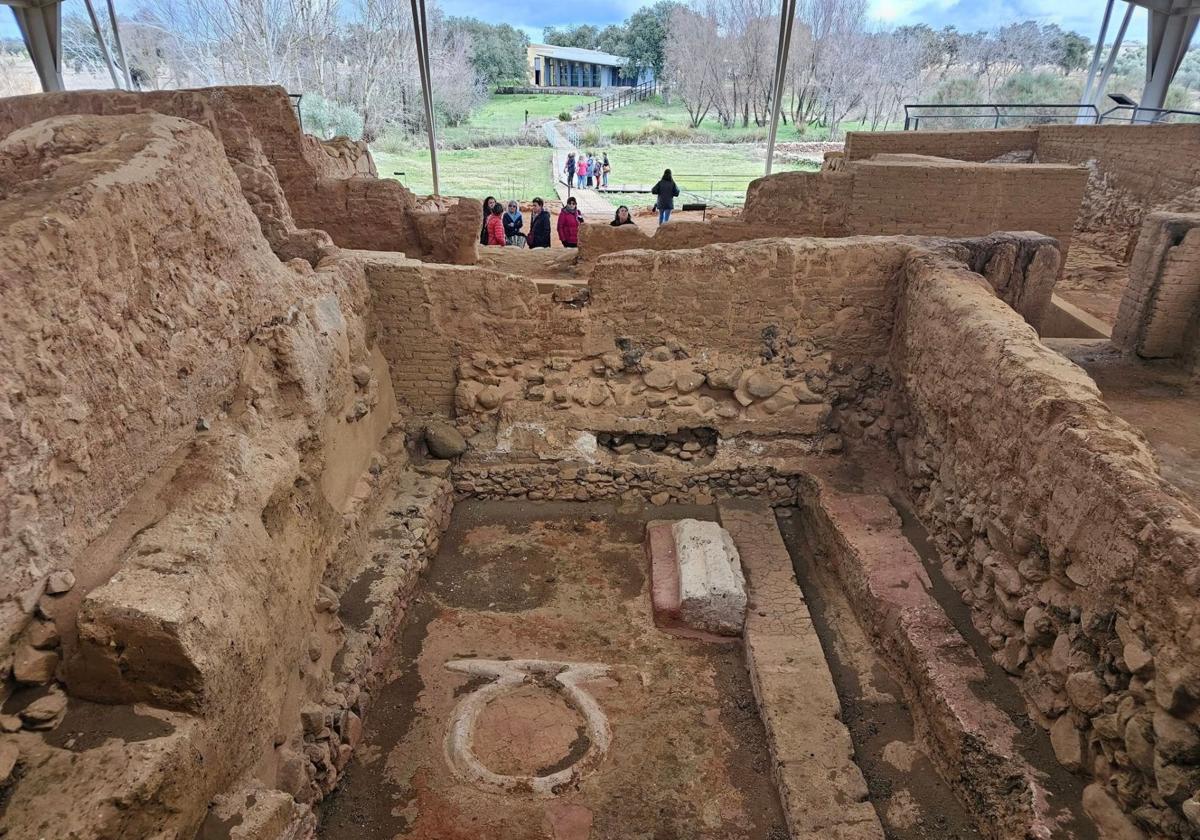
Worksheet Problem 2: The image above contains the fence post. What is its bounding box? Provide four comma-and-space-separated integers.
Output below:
993, 105, 1000, 128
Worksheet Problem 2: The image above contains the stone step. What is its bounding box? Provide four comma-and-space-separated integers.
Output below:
717, 500, 886, 840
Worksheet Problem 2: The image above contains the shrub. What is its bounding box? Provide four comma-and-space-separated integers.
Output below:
299, 94, 364, 141
558, 111, 573, 122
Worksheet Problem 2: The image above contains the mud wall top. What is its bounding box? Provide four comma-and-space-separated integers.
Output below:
889, 249, 1200, 835
0, 86, 478, 263
844, 129, 1038, 162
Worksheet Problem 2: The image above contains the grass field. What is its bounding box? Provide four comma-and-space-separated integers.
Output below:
590, 95, 898, 143
373, 146, 556, 200
585, 145, 820, 207
436, 93, 594, 146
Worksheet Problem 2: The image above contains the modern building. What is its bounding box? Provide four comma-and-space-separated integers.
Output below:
526, 44, 652, 90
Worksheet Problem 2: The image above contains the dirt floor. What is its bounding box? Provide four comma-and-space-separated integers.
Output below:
1049, 339, 1200, 507
1057, 238, 1130, 326
320, 499, 787, 840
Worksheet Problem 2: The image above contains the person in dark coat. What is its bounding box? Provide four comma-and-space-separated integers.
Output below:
527, 197, 551, 248
610, 205, 635, 226
480, 196, 496, 245
650, 170, 680, 225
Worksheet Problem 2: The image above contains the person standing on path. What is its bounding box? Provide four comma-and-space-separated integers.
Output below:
576, 157, 588, 189
527, 198, 551, 248
557, 196, 583, 247
602, 153, 610, 187
651, 169, 680, 225
564, 153, 575, 186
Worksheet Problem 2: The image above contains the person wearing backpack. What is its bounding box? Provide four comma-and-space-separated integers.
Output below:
650, 169, 680, 225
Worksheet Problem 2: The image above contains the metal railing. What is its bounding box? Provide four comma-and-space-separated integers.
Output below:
903, 102, 1200, 130
1098, 105, 1200, 124
289, 93, 304, 132
903, 103, 1096, 130
584, 81, 657, 116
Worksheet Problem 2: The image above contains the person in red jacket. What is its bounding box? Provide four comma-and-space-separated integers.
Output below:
485, 203, 505, 246
557, 196, 583, 248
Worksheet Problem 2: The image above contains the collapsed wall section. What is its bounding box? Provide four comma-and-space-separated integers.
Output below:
888, 248, 1200, 836
1112, 211, 1200, 374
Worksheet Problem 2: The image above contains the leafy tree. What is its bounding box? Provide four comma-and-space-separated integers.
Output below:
301, 94, 366, 139
447, 18, 529, 86
623, 1, 680, 77
595, 24, 628, 56
543, 24, 600, 49
1048, 27, 1090, 76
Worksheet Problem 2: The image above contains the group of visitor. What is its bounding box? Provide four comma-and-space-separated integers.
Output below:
479, 195, 639, 249
565, 151, 610, 189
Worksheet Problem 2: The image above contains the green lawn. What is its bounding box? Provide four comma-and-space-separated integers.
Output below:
438, 93, 595, 146
591, 95, 901, 143
373, 146, 556, 200
589, 145, 820, 206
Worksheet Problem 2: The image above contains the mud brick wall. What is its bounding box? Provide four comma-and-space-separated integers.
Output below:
1036, 124, 1200, 215
363, 238, 905, 445
1113, 212, 1200, 367
844, 129, 1038, 162
889, 249, 1200, 837
302, 135, 378, 179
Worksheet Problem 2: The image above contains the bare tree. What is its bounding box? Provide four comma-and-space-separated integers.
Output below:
665, 5, 717, 127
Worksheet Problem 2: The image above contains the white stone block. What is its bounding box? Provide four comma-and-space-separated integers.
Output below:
671, 519, 746, 636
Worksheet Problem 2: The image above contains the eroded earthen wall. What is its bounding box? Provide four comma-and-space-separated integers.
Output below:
889, 249, 1200, 836
0, 85, 478, 264
0, 112, 398, 837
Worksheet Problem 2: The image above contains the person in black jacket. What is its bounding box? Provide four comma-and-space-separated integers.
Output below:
479, 196, 496, 245
502, 200, 524, 243
650, 170, 680, 225
527, 197, 551, 249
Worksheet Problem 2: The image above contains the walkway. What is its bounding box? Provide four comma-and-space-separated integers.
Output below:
542, 121, 615, 221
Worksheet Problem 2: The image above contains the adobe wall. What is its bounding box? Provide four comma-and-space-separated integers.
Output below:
843, 129, 1038, 162
846, 124, 1200, 260
1113, 212, 1200, 372
0, 85, 478, 264
888, 249, 1200, 836
303, 134, 378, 179
0, 112, 398, 837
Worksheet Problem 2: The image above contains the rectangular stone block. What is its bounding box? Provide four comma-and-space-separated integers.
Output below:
670, 519, 746, 636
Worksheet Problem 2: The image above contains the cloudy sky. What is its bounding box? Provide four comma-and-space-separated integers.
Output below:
1, 0, 1147, 50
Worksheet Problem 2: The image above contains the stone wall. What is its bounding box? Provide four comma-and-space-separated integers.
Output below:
364, 238, 908, 455
0, 112, 399, 838
0, 85, 478, 264
889, 248, 1200, 837
302, 134, 378, 179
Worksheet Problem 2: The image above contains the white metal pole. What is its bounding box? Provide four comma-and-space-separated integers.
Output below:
764, 0, 797, 176
409, 0, 439, 195
81, 0, 122, 88
1078, 0, 1115, 122
104, 0, 133, 89
1093, 3, 1134, 120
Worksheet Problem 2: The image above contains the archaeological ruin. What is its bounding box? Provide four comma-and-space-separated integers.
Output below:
1, 84, 1199, 840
